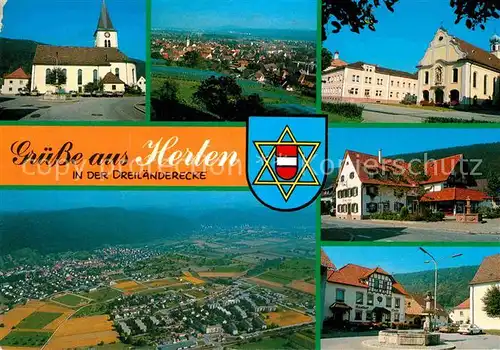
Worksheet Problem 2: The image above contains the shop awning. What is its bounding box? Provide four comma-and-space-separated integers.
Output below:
330, 302, 352, 310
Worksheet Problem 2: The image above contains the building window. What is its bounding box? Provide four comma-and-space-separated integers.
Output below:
390, 91, 393, 98
391, 80, 394, 86
349, 172, 355, 179
115, 68, 120, 79
397, 81, 400, 87
386, 297, 392, 308
473, 72, 477, 88
352, 75, 356, 82
351, 187, 358, 196
374, 279, 380, 289
367, 202, 378, 213
394, 312, 400, 322
112, 84, 116, 90
341, 175, 345, 182
337, 204, 342, 213
355, 310, 363, 321
484, 75, 488, 95
367, 294, 374, 305
8, 87, 12, 91
9, 80, 13, 84
356, 292, 364, 305
45, 68, 51, 84
395, 298, 401, 309
453, 68, 459, 83
336, 289, 345, 302
354, 88, 359, 95
93, 69, 98, 83
356, 75, 360, 82
369, 77, 372, 84
396, 92, 399, 98
425, 71, 429, 84
365, 89, 370, 97
403, 82, 405, 87
460, 311, 463, 316
351, 203, 359, 213
77, 69, 82, 85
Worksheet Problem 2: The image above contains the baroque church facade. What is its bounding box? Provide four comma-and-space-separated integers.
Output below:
30, 0, 137, 94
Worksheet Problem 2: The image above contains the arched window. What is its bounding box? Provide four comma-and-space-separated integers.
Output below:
77, 69, 83, 85
484, 75, 488, 95
45, 68, 51, 84
424, 71, 429, 84
115, 68, 120, 78
93, 69, 98, 83
452, 68, 459, 83
473, 72, 477, 88
132, 69, 135, 84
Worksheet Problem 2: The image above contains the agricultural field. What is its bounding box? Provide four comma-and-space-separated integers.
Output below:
71, 303, 109, 318
53, 293, 90, 307
287, 280, 316, 295
0, 330, 52, 347
198, 271, 246, 278
181, 272, 205, 285
258, 271, 295, 285
113, 280, 147, 294
234, 336, 289, 349
17, 312, 63, 329
45, 315, 119, 349
144, 278, 178, 288
247, 277, 283, 289
264, 310, 313, 327
83, 287, 123, 302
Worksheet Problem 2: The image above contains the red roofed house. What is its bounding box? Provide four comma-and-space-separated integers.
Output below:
320, 249, 336, 331
406, 294, 449, 327
470, 254, 500, 330
335, 149, 487, 219
1, 67, 30, 95
449, 298, 470, 324
323, 263, 407, 326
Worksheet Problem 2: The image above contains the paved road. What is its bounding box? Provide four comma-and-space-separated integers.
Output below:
322, 333, 500, 349
360, 103, 500, 123
321, 218, 500, 242
0, 96, 145, 121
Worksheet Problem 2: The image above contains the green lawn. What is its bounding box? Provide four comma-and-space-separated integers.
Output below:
327, 111, 363, 123
259, 271, 295, 285
83, 287, 122, 302
0, 330, 53, 347
234, 337, 289, 349
211, 265, 249, 272
53, 294, 88, 307
17, 312, 62, 329
72, 303, 109, 318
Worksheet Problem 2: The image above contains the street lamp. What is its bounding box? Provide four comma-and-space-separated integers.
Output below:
419, 247, 462, 330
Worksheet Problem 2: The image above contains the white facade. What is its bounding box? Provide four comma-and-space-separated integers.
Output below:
95, 30, 118, 49
449, 307, 470, 324
1, 78, 27, 94
470, 282, 500, 330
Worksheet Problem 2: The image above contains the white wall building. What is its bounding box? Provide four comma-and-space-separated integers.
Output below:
449, 298, 470, 324
30, 0, 137, 94
470, 254, 500, 330
137, 76, 146, 93
324, 264, 407, 325
1, 67, 29, 94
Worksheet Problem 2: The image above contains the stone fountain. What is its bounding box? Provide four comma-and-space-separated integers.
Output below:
456, 197, 482, 223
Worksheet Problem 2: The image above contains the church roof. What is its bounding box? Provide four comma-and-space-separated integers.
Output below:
452, 36, 500, 72
96, 0, 115, 31
33, 45, 132, 66
470, 254, 500, 285
4, 67, 30, 79
102, 71, 125, 84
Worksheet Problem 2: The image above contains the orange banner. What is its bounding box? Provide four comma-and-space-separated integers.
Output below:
0, 126, 246, 186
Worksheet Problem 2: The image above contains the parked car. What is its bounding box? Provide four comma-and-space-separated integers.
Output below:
113, 91, 124, 97
439, 324, 459, 333
104, 91, 114, 97
82, 92, 92, 97
458, 324, 482, 335
30, 90, 40, 96
69, 90, 78, 97
95, 91, 103, 98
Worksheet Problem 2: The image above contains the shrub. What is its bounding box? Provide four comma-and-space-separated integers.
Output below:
401, 93, 417, 105
370, 212, 400, 220
399, 206, 410, 220
478, 207, 500, 219
322, 102, 364, 120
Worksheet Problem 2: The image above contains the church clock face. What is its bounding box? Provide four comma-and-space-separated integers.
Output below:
104, 32, 111, 38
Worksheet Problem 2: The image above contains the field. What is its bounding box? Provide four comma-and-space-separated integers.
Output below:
264, 310, 313, 327
182, 272, 205, 285
71, 303, 109, 318
144, 278, 178, 288
287, 280, 316, 295
259, 271, 295, 285
45, 315, 119, 349
53, 293, 89, 307
16, 312, 63, 329
234, 337, 289, 349
247, 277, 283, 289
0, 330, 52, 347
84, 287, 123, 302
113, 280, 147, 294
198, 271, 246, 278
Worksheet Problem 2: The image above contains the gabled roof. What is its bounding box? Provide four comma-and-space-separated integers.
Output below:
340, 150, 418, 188
323, 61, 417, 80
470, 254, 500, 285
33, 45, 131, 66
420, 188, 489, 202
321, 249, 335, 270
422, 154, 463, 184
327, 263, 408, 295
406, 294, 448, 317
453, 35, 500, 72
96, 0, 115, 32
454, 298, 470, 310
4, 67, 30, 79
102, 72, 125, 84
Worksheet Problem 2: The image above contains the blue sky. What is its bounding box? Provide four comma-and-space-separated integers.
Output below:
152, 0, 316, 30
324, 0, 500, 72
1, 0, 145, 60
323, 246, 500, 274
328, 127, 500, 172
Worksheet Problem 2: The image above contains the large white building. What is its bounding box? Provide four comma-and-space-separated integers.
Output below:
470, 254, 500, 330
1, 67, 29, 95
335, 149, 488, 220
323, 263, 407, 325
30, 0, 137, 94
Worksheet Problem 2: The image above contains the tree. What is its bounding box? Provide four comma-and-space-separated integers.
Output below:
322, 0, 500, 40
84, 79, 103, 93
321, 48, 333, 71
482, 285, 500, 318
183, 51, 202, 68
156, 79, 179, 103
486, 171, 500, 198
46, 68, 67, 89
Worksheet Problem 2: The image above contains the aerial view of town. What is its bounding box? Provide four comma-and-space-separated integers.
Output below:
0, 0, 146, 121
0, 190, 316, 349
320, 246, 500, 349
321, 127, 500, 242
150, 0, 316, 121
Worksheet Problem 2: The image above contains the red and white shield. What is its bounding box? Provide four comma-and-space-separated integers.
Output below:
275, 145, 298, 180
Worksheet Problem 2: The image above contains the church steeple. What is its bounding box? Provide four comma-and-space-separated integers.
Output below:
94, 0, 118, 48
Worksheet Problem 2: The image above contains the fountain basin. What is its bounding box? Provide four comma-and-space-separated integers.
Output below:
378, 330, 440, 347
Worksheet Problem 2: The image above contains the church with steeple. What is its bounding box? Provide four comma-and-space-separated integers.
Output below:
30, 0, 137, 94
